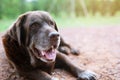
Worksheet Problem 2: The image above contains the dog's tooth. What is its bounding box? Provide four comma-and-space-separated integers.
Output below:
52, 46, 54, 49
41, 51, 45, 56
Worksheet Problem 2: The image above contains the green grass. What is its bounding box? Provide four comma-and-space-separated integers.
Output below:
0, 16, 120, 32
55, 16, 120, 28
0, 19, 14, 32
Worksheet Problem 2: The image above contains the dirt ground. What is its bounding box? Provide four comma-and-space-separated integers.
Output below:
0, 26, 120, 80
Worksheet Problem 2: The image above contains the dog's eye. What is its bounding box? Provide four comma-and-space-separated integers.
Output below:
49, 21, 54, 25
30, 23, 40, 30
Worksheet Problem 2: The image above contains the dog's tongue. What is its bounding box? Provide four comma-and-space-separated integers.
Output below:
41, 49, 56, 60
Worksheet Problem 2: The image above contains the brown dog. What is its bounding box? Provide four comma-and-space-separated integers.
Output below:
2, 11, 96, 80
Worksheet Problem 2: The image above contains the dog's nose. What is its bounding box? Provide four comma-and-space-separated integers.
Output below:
49, 32, 60, 40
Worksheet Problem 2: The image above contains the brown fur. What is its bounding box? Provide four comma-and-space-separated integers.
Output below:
2, 11, 96, 80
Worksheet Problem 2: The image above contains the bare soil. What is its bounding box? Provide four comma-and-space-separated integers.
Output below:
0, 26, 120, 80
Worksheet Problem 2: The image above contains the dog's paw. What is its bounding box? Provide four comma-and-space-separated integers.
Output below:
77, 70, 97, 80
70, 49, 80, 55
51, 77, 59, 80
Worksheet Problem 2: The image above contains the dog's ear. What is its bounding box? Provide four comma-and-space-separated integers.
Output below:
8, 14, 27, 46
16, 14, 27, 46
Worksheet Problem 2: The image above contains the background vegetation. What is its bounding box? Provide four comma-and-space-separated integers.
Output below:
0, 0, 120, 32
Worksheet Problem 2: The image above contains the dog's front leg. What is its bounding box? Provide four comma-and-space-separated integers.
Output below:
55, 53, 97, 80
23, 70, 57, 80
58, 37, 80, 55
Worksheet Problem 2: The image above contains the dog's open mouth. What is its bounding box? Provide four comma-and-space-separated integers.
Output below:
33, 46, 56, 62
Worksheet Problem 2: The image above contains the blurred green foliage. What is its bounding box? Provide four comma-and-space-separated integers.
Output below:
0, 0, 120, 19
0, 0, 120, 32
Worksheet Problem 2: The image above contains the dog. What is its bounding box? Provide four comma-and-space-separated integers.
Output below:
2, 11, 96, 80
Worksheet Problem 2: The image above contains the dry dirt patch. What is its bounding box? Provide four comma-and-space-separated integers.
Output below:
0, 26, 120, 80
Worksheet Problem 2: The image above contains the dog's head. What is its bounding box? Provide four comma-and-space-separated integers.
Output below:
8, 11, 60, 63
